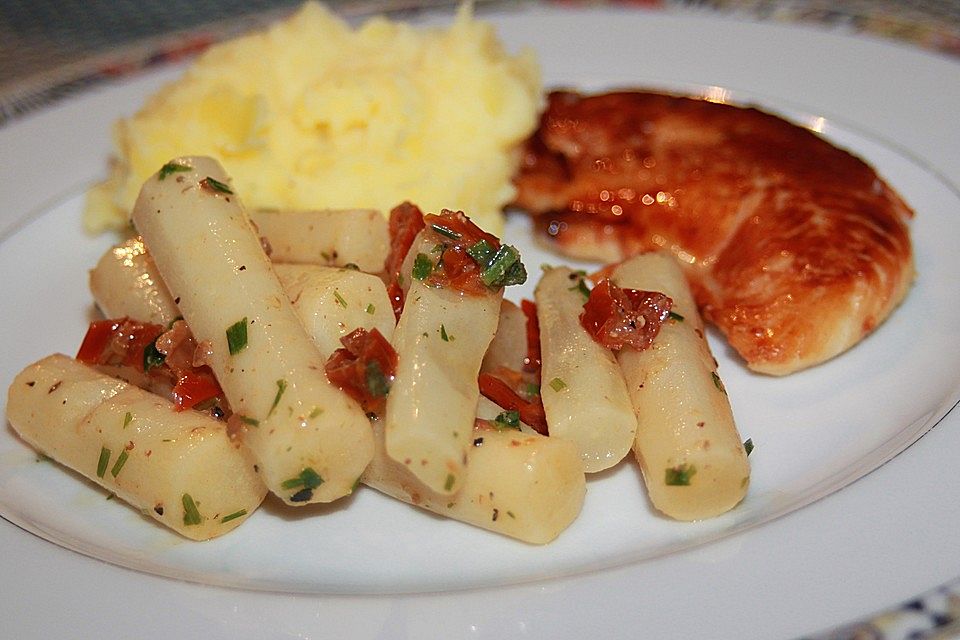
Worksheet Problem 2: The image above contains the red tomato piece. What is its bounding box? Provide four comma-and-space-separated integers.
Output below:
520, 299, 541, 373
580, 279, 673, 352
172, 369, 222, 411
478, 370, 548, 435
324, 328, 398, 415
76, 317, 165, 371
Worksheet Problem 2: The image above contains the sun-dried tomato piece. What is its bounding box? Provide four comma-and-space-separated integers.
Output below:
324, 328, 398, 415
580, 279, 673, 351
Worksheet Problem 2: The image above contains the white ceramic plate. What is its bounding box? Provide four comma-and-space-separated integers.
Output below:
2, 4, 959, 639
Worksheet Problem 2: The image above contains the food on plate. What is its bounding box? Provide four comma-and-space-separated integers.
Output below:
513, 90, 915, 375
534, 266, 638, 472
83, 1, 542, 235
384, 211, 517, 495
9, 146, 756, 545
6, 355, 266, 540
612, 253, 750, 520
131, 156, 374, 505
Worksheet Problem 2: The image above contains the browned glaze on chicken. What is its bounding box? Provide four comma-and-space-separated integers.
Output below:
514, 90, 915, 375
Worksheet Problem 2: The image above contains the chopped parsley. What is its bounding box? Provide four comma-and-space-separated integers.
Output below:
440, 324, 451, 342
334, 291, 347, 308
143, 337, 166, 371
201, 176, 233, 194
110, 450, 129, 478
122, 412, 133, 429
281, 467, 324, 491
365, 360, 390, 398
668, 310, 685, 322
220, 509, 247, 524
744, 438, 754, 456
469, 242, 527, 288
467, 240, 527, 288
158, 161, 190, 180
430, 223, 462, 240
182, 493, 203, 526
269, 379, 288, 417
239, 415, 260, 427
365, 303, 376, 315
96, 447, 111, 478
548, 377, 568, 392
444, 474, 456, 491
665, 464, 697, 486
412, 253, 434, 281
494, 410, 521, 430
226, 317, 249, 355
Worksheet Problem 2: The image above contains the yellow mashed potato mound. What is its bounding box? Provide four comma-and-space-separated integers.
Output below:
85, 1, 542, 235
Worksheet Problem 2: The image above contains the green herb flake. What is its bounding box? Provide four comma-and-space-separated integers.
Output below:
431, 223, 462, 240
201, 176, 233, 194
548, 377, 568, 392
494, 410, 521, 431
220, 509, 247, 524
365, 303, 376, 315
467, 239, 495, 266
412, 253, 434, 281
96, 447, 111, 478
668, 310, 685, 322
744, 438, 754, 456
308, 406, 323, 419
239, 415, 260, 427
440, 324, 451, 342
182, 493, 203, 526
281, 467, 324, 491
711, 371, 727, 394
269, 379, 288, 417
365, 360, 390, 398
143, 338, 166, 371
525, 383, 541, 398
444, 474, 456, 491
334, 291, 347, 308
226, 317, 249, 355
665, 464, 697, 486
110, 450, 129, 478
343, 263, 360, 271
478, 244, 527, 288
158, 161, 190, 180
122, 412, 133, 429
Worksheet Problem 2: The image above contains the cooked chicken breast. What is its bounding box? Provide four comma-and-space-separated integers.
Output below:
513, 90, 915, 375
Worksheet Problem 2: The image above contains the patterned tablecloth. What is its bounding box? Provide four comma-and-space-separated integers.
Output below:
0, 1, 958, 638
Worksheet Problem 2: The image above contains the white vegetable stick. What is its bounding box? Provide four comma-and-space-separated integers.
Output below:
612, 252, 750, 520
249, 208, 389, 273
6, 355, 266, 540
131, 156, 374, 505
385, 233, 501, 495
535, 266, 637, 472
89, 237, 179, 326
274, 263, 395, 357
364, 419, 584, 544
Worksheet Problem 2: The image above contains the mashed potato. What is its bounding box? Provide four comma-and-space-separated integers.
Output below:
85, 2, 542, 235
